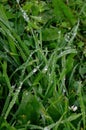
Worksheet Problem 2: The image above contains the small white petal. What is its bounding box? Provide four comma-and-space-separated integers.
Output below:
69, 105, 78, 112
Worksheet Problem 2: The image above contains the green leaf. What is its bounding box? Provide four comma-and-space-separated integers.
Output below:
16, 91, 42, 124
42, 28, 58, 41
53, 0, 76, 26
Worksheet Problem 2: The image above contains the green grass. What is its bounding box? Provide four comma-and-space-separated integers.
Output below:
0, 0, 86, 130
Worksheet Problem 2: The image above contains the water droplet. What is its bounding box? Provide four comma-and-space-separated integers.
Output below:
58, 31, 61, 34
60, 52, 62, 55
49, 73, 51, 77
33, 68, 37, 73
63, 89, 66, 95
44, 67, 48, 71
8, 93, 11, 97
43, 66, 48, 73
19, 86, 21, 90
16, 0, 20, 4
16, 89, 20, 93
12, 85, 15, 89
50, 80, 53, 84
44, 127, 49, 130
25, 92, 29, 96
20, 7, 29, 22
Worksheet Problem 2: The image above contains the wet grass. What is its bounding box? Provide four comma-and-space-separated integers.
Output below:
0, 0, 86, 130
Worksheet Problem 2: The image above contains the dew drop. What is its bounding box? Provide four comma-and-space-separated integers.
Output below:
44, 127, 49, 130
12, 85, 15, 89
63, 88, 66, 92
33, 68, 37, 73
25, 92, 29, 96
43, 66, 48, 73
16, 0, 20, 4
20, 7, 29, 22
58, 31, 61, 34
